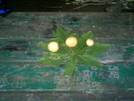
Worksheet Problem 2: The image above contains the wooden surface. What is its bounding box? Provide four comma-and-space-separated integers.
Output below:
0, 12, 134, 100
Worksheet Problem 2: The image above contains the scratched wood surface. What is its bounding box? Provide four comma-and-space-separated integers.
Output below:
0, 12, 134, 93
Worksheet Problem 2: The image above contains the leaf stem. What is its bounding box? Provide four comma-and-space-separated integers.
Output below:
69, 47, 75, 55
68, 69, 76, 89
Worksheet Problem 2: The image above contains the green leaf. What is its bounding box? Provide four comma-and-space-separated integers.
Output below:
87, 43, 110, 57
77, 46, 87, 55
77, 55, 104, 67
38, 42, 48, 51
53, 26, 70, 41
65, 58, 77, 75
81, 31, 95, 41
69, 37, 87, 54
38, 52, 68, 67
58, 43, 72, 54
70, 33, 79, 37
38, 26, 110, 77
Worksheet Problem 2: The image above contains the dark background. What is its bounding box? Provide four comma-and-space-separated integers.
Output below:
5, 0, 134, 12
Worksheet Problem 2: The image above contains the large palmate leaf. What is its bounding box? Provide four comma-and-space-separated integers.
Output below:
38, 26, 110, 76
38, 26, 110, 89
77, 55, 104, 67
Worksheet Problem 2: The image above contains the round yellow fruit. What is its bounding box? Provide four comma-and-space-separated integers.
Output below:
86, 39, 94, 46
48, 42, 59, 52
65, 37, 78, 47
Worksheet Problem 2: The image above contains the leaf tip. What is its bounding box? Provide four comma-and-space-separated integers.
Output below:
38, 42, 44, 45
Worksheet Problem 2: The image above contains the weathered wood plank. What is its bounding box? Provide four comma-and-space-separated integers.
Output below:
0, 92, 134, 101
0, 63, 134, 91
0, 12, 134, 39
0, 12, 134, 93
0, 39, 133, 62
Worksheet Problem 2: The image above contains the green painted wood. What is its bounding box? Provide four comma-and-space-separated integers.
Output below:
0, 63, 134, 92
0, 12, 134, 93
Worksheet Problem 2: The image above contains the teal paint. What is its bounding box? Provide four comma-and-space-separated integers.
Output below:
0, 64, 134, 91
